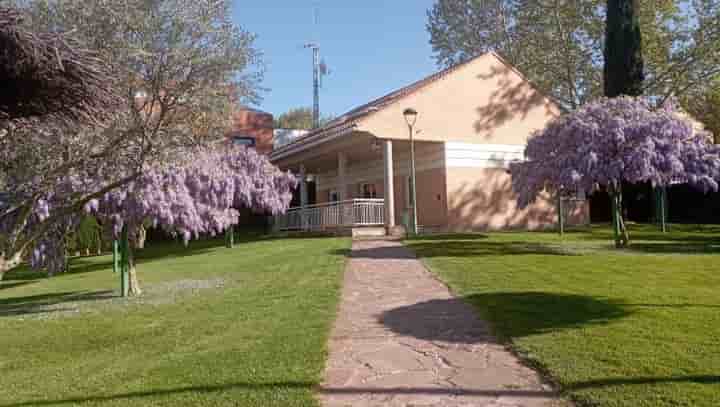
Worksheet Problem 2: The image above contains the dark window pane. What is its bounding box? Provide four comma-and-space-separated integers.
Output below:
233, 136, 256, 147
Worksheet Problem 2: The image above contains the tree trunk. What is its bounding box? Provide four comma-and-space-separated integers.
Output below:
610, 186, 630, 248
136, 225, 147, 249
225, 225, 234, 248
126, 243, 142, 296
0, 252, 23, 281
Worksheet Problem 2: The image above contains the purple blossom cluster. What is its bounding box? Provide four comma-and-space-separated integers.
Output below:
511, 96, 720, 208
21, 144, 296, 274
95, 144, 297, 244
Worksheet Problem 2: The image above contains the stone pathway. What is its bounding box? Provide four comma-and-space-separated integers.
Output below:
318, 240, 566, 407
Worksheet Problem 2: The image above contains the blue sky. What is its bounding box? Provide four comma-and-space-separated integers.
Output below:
233, 1, 438, 118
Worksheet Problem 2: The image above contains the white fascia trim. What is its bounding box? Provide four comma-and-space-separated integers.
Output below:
445, 142, 526, 169
269, 124, 355, 162
445, 142, 527, 153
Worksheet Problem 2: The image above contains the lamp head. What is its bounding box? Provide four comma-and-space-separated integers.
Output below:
403, 108, 418, 126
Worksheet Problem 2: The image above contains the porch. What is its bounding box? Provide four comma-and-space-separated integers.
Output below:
273, 198, 385, 231
269, 129, 448, 236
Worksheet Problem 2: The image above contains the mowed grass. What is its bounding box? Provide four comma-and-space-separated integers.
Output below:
406, 225, 720, 407
0, 234, 350, 406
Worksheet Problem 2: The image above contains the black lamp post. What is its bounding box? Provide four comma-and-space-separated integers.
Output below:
403, 108, 418, 235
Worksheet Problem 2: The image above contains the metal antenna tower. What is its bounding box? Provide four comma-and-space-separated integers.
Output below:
303, 42, 320, 129
303, 4, 328, 129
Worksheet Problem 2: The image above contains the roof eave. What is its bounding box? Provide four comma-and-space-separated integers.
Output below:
269, 122, 358, 163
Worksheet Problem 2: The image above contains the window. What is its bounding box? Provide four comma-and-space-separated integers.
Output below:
361, 183, 377, 199
329, 189, 339, 202
232, 136, 256, 148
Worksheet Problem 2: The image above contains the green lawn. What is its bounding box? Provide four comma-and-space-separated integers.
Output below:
406, 225, 720, 407
0, 235, 350, 406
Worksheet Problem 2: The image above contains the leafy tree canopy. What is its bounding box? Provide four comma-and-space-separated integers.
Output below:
274, 107, 333, 130
427, 0, 720, 110
681, 80, 720, 143
1, 0, 264, 277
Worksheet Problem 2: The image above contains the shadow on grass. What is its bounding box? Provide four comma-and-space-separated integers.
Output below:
0, 380, 572, 406
0, 290, 114, 317
1, 243, 222, 282
579, 224, 720, 245
401, 241, 577, 259
623, 303, 720, 309
331, 240, 566, 260
0, 382, 315, 407
3, 232, 333, 281
624, 242, 720, 255
1, 266, 46, 281
404, 227, 720, 256
381, 292, 630, 342
0, 281, 36, 290
406, 233, 491, 242
569, 375, 720, 390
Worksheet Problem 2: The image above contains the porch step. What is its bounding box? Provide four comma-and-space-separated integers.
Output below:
353, 235, 405, 242
351, 227, 386, 239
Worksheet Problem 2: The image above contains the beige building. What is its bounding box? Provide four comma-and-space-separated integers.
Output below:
270, 52, 588, 234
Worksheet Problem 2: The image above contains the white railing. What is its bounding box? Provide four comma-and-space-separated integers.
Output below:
274, 199, 385, 231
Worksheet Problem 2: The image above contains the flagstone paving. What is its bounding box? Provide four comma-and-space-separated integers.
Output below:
318, 240, 567, 407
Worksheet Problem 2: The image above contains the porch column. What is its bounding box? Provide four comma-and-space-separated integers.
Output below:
337, 152, 347, 201
382, 139, 396, 228
299, 165, 308, 229
337, 152, 348, 227
299, 165, 308, 207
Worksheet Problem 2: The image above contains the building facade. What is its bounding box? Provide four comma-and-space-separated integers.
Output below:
270, 52, 589, 234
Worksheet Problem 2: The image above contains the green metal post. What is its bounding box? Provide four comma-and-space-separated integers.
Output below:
654, 187, 660, 226
610, 189, 620, 246
660, 187, 667, 233
557, 191, 565, 236
119, 226, 129, 297
225, 225, 235, 248
112, 240, 119, 273
654, 186, 668, 233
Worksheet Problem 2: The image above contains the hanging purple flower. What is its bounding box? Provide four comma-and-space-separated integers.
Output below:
511, 96, 720, 208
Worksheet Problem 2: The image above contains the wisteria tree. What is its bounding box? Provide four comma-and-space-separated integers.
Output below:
1, 0, 263, 278
510, 96, 720, 247
0, 5, 121, 275
29, 144, 296, 295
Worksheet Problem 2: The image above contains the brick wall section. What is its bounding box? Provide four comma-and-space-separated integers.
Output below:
228, 108, 274, 155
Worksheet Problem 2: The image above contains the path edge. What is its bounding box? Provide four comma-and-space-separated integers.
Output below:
312, 239, 354, 406
402, 240, 577, 407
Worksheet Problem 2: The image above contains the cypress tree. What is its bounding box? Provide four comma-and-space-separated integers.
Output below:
604, 0, 646, 246
604, 0, 644, 97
